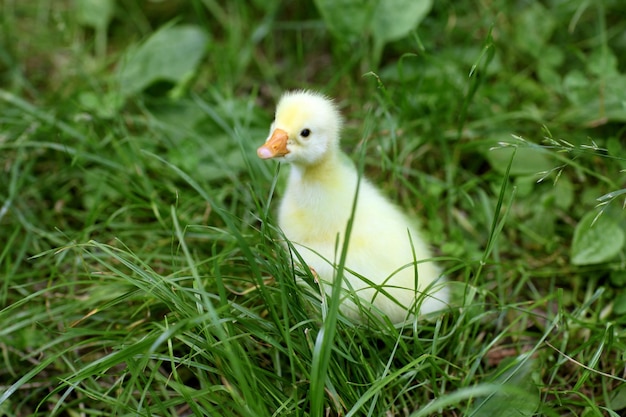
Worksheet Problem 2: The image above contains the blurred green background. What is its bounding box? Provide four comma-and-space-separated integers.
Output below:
1, 1, 626, 416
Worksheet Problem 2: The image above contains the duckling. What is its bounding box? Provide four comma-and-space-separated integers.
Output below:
258, 90, 448, 323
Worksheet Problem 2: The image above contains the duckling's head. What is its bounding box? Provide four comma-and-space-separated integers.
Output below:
257, 90, 343, 166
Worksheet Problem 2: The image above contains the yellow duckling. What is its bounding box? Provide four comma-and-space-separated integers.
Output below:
258, 90, 448, 323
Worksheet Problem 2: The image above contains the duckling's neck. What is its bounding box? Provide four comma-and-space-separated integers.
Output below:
289, 150, 351, 186
281, 150, 358, 242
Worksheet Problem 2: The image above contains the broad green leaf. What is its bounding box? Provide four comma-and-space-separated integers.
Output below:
470, 356, 540, 417
314, 0, 432, 65
571, 210, 625, 265
561, 49, 626, 124
587, 48, 618, 77
78, 91, 124, 119
553, 177, 574, 210
610, 270, 626, 287
371, 0, 432, 44
613, 290, 626, 315
370, 0, 432, 65
118, 24, 209, 97
562, 70, 590, 105
513, 2, 555, 58
607, 139, 626, 170
313, 0, 371, 39
610, 384, 626, 411
486, 145, 554, 176
75, 0, 115, 30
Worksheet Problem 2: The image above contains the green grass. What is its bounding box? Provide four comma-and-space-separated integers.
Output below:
2, 0, 626, 416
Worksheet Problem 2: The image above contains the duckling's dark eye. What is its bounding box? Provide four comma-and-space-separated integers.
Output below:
300, 128, 311, 138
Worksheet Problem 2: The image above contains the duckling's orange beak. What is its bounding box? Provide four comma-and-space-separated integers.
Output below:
257, 128, 290, 159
